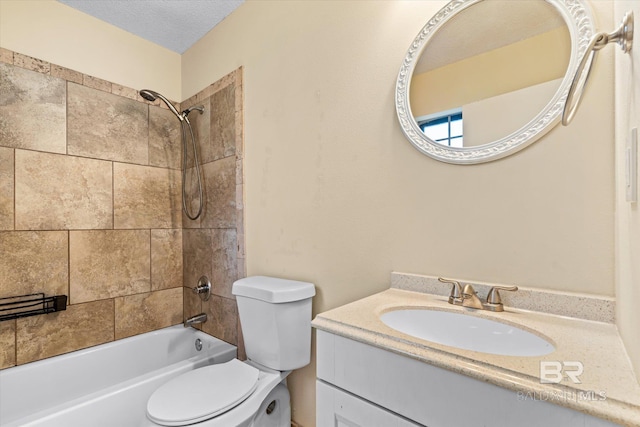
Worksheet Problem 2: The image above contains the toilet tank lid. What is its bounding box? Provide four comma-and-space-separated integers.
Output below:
232, 276, 316, 303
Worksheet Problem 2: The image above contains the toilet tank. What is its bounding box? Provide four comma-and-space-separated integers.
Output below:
232, 276, 315, 371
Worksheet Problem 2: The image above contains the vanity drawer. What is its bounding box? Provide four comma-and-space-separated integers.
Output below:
316, 330, 619, 427
316, 380, 420, 427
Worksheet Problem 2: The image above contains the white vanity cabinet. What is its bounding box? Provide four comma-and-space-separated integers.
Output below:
317, 381, 420, 427
315, 330, 619, 427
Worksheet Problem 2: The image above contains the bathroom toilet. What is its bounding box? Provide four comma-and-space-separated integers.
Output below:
145, 276, 315, 427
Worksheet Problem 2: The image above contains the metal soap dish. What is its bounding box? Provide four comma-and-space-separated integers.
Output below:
0, 293, 68, 322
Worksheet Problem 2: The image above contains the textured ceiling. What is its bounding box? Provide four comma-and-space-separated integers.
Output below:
57, 0, 245, 54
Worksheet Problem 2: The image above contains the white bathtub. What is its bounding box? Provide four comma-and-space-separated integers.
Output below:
0, 325, 236, 426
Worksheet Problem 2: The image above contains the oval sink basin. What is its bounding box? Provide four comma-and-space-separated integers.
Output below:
380, 309, 554, 356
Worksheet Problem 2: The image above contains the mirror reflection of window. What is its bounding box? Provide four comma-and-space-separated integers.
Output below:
417, 109, 463, 147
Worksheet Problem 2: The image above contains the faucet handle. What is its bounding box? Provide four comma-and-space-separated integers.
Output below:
485, 285, 518, 311
438, 277, 463, 305
192, 276, 211, 301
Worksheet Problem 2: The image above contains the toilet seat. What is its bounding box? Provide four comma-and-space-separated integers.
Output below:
147, 359, 260, 426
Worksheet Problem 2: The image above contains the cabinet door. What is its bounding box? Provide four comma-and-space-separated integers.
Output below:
317, 381, 422, 427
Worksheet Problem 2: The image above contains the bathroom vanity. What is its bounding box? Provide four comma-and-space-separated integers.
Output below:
312, 273, 640, 427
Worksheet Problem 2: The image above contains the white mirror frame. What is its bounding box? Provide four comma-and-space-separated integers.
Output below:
396, 0, 595, 164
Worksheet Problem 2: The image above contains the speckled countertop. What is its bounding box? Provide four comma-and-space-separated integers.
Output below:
312, 274, 640, 426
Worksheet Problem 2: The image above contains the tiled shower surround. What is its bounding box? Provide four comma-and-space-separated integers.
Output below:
0, 49, 245, 368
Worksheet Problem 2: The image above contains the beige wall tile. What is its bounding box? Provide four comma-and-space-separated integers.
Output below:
183, 229, 213, 290
182, 94, 198, 110
0, 48, 13, 64
115, 288, 183, 339
83, 74, 111, 92
0, 55, 244, 368
202, 295, 237, 345
0, 147, 13, 230
179, 70, 243, 351
235, 109, 244, 159
237, 256, 247, 279
50, 64, 82, 84
236, 320, 246, 361
235, 183, 244, 211
181, 165, 203, 228
200, 156, 236, 228
198, 86, 213, 102
210, 85, 236, 161
111, 84, 138, 101
15, 150, 112, 230
157, 98, 177, 112
211, 228, 237, 299
236, 209, 244, 236
114, 163, 181, 229
149, 106, 182, 169
209, 73, 235, 96
182, 96, 211, 167
183, 287, 203, 323
151, 229, 183, 291
0, 231, 68, 298
235, 158, 243, 185
236, 183, 245, 238
182, 209, 201, 229
68, 83, 148, 164
16, 300, 114, 365
13, 52, 50, 74
0, 63, 66, 154
237, 232, 245, 259
233, 71, 243, 111
69, 230, 150, 304
0, 320, 16, 369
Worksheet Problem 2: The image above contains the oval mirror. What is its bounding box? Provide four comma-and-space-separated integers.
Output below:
396, 0, 595, 164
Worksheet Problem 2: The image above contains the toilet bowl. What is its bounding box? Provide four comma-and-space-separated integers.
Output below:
144, 276, 315, 427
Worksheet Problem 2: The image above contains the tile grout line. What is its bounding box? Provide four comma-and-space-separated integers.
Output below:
67, 230, 71, 306
112, 162, 115, 230
13, 148, 16, 231
65, 80, 69, 156
149, 228, 152, 294
66, 74, 71, 313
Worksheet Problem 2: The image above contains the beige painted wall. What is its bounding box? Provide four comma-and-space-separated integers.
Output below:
183, 1, 615, 425
614, 1, 640, 383
0, 0, 181, 101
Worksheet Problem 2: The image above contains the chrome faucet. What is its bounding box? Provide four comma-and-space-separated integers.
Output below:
438, 277, 518, 312
184, 313, 207, 328
462, 284, 484, 309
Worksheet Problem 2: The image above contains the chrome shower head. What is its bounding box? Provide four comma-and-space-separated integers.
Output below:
139, 89, 157, 102
139, 89, 183, 121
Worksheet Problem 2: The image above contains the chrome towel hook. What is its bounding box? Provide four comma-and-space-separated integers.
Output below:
562, 11, 634, 126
